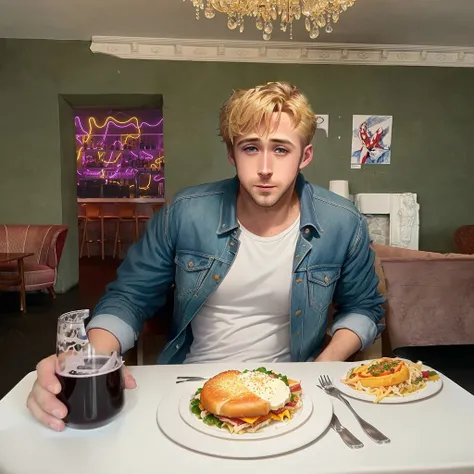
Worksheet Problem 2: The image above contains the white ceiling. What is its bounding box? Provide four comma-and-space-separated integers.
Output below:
1, 0, 474, 47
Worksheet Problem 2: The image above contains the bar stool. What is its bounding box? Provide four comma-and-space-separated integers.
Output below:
80, 204, 118, 259
113, 204, 140, 259
77, 206, 86, 252
136, 206, 151, 236
80, 203, 105, 259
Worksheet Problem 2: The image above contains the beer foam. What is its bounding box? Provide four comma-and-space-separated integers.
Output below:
56, 353, 123, 378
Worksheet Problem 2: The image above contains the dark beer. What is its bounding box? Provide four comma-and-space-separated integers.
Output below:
56, 356, 124, 429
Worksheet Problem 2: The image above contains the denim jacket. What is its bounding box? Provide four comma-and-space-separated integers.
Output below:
89, 174, 386, 363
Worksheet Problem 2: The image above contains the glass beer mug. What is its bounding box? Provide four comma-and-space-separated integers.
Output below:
55, 309, 125, 429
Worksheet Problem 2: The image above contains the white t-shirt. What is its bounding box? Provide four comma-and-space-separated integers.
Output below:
184, 216, 300, 364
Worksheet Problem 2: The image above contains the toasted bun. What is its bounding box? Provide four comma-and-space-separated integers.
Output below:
358, 360, 410, 388
200, 370, 270, 418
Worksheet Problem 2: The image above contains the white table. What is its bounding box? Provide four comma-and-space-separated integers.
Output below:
1, 362, 474, 474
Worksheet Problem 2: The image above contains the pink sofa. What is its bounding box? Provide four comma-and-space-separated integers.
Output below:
454, 225, 474, 254
0, 225, 68, 297
372, 244, 474, 355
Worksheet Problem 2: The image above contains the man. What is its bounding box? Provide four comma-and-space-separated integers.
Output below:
27, 82, 385, 431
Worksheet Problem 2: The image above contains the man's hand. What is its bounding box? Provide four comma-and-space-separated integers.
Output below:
26, 354, 137, 431
314, 329, 362, 362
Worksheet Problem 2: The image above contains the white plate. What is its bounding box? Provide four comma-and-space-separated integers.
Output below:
333, 361, 443, 404
156, 381, 333, 459
179, 391, 313, 441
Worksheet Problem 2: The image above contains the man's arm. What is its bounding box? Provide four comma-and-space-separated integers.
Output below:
315, 216, 386, 362
86, 205, 175, 353
315, 329, 361, 362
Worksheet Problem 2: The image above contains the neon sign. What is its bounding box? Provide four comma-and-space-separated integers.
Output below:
76, 112, 164, 197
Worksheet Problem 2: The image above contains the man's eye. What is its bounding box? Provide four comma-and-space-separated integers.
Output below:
275, 147, 288, 154
243, 146, 258, 152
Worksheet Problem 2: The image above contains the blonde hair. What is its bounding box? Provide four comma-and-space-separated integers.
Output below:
219, 82, 317, 149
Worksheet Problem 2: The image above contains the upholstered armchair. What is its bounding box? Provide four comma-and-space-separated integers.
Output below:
0, 225, 69, 304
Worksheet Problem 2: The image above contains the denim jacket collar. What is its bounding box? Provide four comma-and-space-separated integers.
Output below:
216, 173, 323, 236
216, 176, 240, 235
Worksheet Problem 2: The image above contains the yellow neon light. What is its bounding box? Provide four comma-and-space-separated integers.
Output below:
77, 116, 143, 163
139, 175, 152, 191
86, 116, 141, 143
103, 152, 122, 165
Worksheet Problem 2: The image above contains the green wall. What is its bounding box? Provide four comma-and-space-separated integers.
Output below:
1, 39, 473, 290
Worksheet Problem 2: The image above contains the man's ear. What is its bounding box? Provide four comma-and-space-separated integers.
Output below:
299, 144, 313, 170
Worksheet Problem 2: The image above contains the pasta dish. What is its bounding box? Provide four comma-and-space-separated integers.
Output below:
341, 357, 439, 403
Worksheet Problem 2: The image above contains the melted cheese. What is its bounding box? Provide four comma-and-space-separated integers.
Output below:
270, 409, 291, 422
238, 371, 290, 410
241, 410, 291, 425
240, 416, 260, 424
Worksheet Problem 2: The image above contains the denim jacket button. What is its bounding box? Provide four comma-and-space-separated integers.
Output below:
324, 275, 329, 283
213, 274, 220, 281
295, 310, 302, 316
187, 261, 194, 269
304, 228, 310, 234
175, 344, 180, 349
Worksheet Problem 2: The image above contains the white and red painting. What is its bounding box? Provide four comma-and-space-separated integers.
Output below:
351, 115, 393, 168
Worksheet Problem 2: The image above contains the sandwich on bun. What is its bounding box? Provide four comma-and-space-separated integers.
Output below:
189, 367, 303, 434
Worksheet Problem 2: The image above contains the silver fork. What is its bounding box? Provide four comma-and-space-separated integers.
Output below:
176, 376, 208, 384
318, 375, 391, 444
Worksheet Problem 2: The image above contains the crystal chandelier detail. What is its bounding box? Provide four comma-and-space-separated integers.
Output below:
186, 1, 356, 41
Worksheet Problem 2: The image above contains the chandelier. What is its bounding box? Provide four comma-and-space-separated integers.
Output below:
186, 1, 356, 41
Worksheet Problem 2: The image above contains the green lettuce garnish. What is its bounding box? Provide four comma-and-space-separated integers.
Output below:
189, 387, 223, 428
203, 414, 223, 428
190, 397, 201, 416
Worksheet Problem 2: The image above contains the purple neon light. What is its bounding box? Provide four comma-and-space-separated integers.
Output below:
76, 115, 164, 190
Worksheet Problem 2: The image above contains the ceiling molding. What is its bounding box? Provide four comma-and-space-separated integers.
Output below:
90, 36, 474, 68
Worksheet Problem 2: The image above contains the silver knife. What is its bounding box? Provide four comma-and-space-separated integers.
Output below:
330, 413, 364, 449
